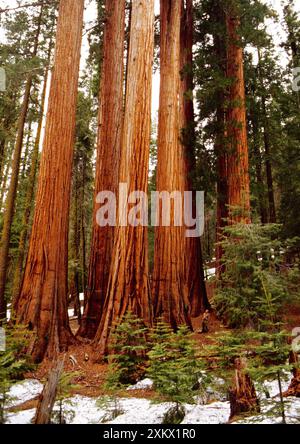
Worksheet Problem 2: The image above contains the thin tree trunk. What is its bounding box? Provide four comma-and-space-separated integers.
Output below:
78, 0, 125, 339
213, 2, 228, 276
34, 357, 65, 424
94, 0, 154, 357
0, 142, 13, 211
20, 121, 32, 180
179, 0, 209, 317
152, 0, 192, 330
69, 171, 81, 322
12, 42, 53, 310
249, 100, 268, 224
257, 48, 276, 224
15, 0, 84, 363
0, 1, 44, 321
225, 3, 251, 224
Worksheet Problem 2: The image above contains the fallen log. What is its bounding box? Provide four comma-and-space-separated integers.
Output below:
34, 356, 65, 424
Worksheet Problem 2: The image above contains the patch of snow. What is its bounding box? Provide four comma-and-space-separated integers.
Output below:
183, 402, 230, 424
127, 378, 154, 391
107, 398, 171, 424
6, 409, 35, 424
58, 396, 107, 424
256, 372, 291, 399
7, 380, 43, 408
234, 397, 300, 424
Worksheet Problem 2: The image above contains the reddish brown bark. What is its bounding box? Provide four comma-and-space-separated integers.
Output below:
285, 351, 300, 398
94, 0, 154, 356
229, 358, 260, 419
0, 1, 44, 321
78, 0, 125, 339
179, 0, 209, 316
12, 37, 53, 310
15, 0, 84, 363
225, 5, 251, 224
152, 0, 192, 330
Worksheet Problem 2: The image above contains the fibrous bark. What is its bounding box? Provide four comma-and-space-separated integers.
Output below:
12, 37, 53, 310
78, 0, 125, 339
0, 1, 44, 321
225, 3, 251, 224
152, 0, 192, 330
15, 0, 84, 362
179, 0, 209, 317
94, 0, 154, 356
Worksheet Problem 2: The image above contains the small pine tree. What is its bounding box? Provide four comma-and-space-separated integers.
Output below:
107, 312, 148, 386
148, 325, 201, 424
202, 328, 293, 423
214, 223, 299, 329
0, 324, 34, 423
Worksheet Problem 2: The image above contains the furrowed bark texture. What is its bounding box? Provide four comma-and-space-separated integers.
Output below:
94, 0, 154, 356
15, 0, 84, 363
0, 2, 44, 321
152, 0, 192, 330
180, 0, 209, 316
226, 6, 251, 224
12, 38, 53, 311
78, 0, 125, 339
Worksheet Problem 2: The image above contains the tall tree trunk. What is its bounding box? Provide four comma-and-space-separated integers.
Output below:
15, 0, 84, 363
257, 49, 276, 224
225, 3, 251, 224
0, 2, 44, 321
179, 0, 209, 316
0, 142, 13, 212
78, 0, 125, 339
249, 99, 268, 224
152, 0, 192, 330
20, 121, 32, 180
213, 1, 228, 276
94, 0, 154, 356
69, 171, 81, 322
12, 42, 53, 310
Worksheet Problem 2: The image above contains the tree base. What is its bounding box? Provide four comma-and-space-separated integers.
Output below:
229, 358, 260, 420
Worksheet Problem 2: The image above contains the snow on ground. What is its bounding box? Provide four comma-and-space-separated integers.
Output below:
127, 378, 154, 391
254, 372, 291, 399
7, 379, 43, 408
4, 377, 300, 425
183, 402, 230, 424
235, 397, 300, 424
6, 409, 36, 425
108, 398, 171, 424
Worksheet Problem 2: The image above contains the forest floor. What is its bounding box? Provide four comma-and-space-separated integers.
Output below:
6, 281, 300, 424
19, 280, 300, 404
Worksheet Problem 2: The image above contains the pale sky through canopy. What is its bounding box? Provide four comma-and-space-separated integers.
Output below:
1, 0, 300, 117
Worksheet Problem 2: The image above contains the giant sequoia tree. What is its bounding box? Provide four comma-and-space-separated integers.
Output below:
78, 0, 125, 339
94, 0, 154, 356
15, 0, 84, 362
0, 1, 44, 320
225, 1, 251, 223
152, 0, 192, 330
180, 0, 209, 317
